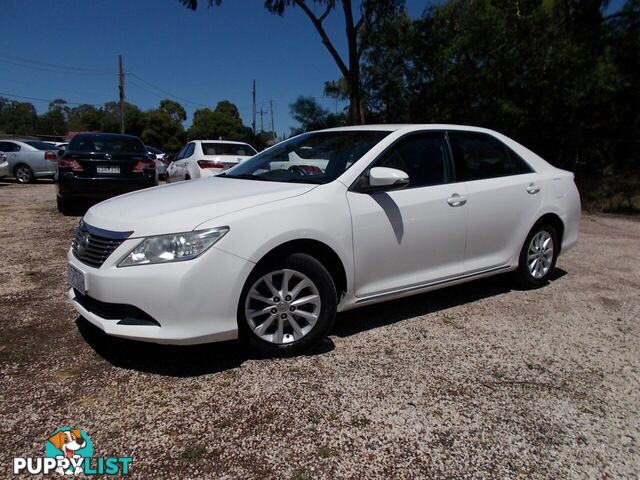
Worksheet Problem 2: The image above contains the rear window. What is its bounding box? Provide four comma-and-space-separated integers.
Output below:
24, 141, 57, 150
202, 143, 256, 156
69, 135, 145, 153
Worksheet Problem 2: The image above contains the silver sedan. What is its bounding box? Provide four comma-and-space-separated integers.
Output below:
0, 139, 59, 183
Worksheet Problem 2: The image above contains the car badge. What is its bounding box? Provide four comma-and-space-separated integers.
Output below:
104, 153, 112, 160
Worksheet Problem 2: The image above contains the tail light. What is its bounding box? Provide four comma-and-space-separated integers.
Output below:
44, 151, 57, 160
197, 160, 223, 169
133, 159, 156, 172
58, 158, 83, 172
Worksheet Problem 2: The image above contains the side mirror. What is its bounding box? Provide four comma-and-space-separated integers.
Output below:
57, 149, 65, 157
367, 167, 409, 191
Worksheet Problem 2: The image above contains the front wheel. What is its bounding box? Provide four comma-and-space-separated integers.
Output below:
238, 253, 337, 356
515, 224, 559, 289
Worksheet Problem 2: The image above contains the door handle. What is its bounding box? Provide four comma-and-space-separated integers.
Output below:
526, 183, 541, 194
447, 193, 467, 207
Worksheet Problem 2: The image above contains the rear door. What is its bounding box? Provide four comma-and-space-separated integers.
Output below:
448, 130, 542, 271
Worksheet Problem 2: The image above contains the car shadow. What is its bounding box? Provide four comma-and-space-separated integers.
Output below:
76, 269, 566, 377
76, 317, 335, 377
333, 269, 567, 337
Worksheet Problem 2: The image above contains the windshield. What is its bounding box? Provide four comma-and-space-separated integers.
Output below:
24, 141, 57, 150
69, 134, 145, 153
202, 143, 257, 156
220, 131, 389, 184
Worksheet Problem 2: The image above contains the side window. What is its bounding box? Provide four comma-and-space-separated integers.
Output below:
372, 132, 452, 188
0, 142, 20, 152
449, 131, 532, 181
175, 145, 187, 160
183, 143, 195, 159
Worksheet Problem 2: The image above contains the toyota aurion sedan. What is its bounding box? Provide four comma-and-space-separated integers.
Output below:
67, 125, 580, 355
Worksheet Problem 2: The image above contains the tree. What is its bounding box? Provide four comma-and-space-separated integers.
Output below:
178, 0, 404, 124
159, 99, 187, 124
0, 98, 38, 135
188, 102, 246, 140
214, 100, 241, 120
289, 96, 343, 133
102, 102, 147, 137
142, 99, 186, 151
67, 104, 105, 131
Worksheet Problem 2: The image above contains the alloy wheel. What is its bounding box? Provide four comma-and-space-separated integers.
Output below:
527, 230, 554, 279
244, 269, 321, 344
15, 166, 32, 183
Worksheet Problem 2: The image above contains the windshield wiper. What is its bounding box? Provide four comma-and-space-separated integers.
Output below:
283, 178, 325, 184
218, 174, 271, 181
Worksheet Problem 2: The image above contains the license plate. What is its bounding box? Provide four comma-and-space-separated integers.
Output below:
67, 264, 86, 295
97, 165, 120, 174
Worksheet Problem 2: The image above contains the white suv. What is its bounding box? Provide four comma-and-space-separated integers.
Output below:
166, 140, 256, 182
66, 125, 580, 355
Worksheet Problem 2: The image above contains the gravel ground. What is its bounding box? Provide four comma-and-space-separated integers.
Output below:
0, 180, 638, 479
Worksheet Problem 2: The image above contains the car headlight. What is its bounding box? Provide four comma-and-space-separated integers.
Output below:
118, 227, 229, 267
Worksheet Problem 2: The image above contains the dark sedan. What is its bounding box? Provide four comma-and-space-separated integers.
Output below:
55, 133, 157, 214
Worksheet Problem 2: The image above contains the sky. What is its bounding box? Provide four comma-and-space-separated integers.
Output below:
0, 0, 627, 139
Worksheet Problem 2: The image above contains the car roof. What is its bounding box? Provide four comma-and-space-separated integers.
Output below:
72, 133, 141, 140
318, 124, 503, 135
191, 140, 251, 145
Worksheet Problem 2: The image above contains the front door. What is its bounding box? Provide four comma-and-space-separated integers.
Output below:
347, 132, 468, 298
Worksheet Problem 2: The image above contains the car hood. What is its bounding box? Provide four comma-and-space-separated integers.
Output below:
83, 177, 317, 237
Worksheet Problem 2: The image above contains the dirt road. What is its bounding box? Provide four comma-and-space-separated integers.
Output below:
1, 180, 638, 478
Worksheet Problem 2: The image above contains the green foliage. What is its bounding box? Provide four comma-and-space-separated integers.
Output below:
289, 96, 345, 134
356, 0, 640, 210
188, 102, 246, 141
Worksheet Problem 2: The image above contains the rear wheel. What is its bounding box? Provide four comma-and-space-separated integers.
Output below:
56, 196, 72, 215
14, 164, 34, 184
515, 224, 559, 288
238, 253, 337, 356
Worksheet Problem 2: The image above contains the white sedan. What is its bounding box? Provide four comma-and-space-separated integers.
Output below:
166, 140, 257, 182
66, 125, 580, 355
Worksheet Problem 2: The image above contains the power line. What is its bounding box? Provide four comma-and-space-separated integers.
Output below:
128, 73, 210, 108
0, 55, 116, 76
0, 91, 102, 107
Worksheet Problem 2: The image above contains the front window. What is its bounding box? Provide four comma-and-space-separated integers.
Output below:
221, 131, 389, 184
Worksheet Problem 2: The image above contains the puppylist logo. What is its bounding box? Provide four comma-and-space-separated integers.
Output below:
13, 428, 133, 476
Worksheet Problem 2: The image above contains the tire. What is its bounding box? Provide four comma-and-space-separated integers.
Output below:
515, 224, 559, 289
238, 253, 337, 356
56, 196, 72, 215
14, 164, 34, 184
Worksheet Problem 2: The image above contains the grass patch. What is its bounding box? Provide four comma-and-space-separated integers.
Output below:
182, 446, 205, 459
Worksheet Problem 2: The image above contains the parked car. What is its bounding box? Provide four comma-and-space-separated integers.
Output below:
0, 139, 58, 183
66, 125, 580, 355
55, 133, 156, 214
0, 152, 8, 178
166, 140, 257, 182
145, 146, 167, 180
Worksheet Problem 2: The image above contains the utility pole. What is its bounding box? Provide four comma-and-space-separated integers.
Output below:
251, 80, 256, 135
258, 108, 266, 133
269, 99, 275, 140
118, 55, 125, 134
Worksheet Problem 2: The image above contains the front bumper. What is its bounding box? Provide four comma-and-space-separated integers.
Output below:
67, 241, 255, 345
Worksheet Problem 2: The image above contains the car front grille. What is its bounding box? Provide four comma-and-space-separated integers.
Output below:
72, 224, 126, 268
